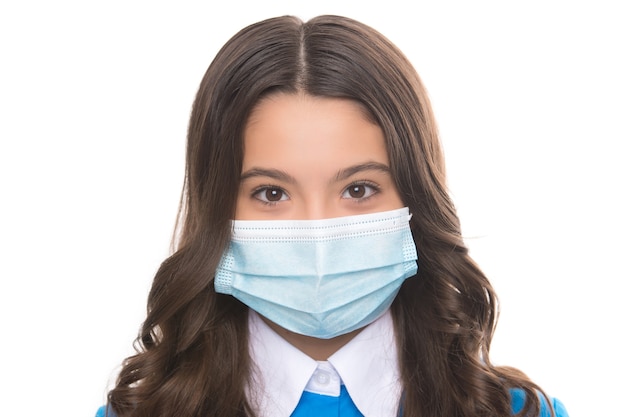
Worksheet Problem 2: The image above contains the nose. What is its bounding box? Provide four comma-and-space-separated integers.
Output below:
296, 199, 342, 220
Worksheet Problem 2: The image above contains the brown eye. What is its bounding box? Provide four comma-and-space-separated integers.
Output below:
348, 185, 366, 198
265, 188, 284, 202
341, 182, 379, 200
252, 186, 289, 204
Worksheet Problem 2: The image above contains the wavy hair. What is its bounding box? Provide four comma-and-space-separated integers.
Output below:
108, 15, 549, 417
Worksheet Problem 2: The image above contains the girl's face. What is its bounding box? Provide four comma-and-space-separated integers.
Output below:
236, 93, 404, 220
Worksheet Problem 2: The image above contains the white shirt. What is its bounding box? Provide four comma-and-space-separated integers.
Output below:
246, 309, 402, 417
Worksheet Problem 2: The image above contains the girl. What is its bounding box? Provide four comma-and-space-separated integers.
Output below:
99, 15, 568, 417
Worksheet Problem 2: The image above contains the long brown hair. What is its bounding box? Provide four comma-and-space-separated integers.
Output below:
108, 15, 549, 417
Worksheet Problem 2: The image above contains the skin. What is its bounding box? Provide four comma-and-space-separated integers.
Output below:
236, 93, 404, 360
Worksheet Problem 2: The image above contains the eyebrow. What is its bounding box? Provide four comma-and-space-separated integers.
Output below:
240, 168, 297, 183
333, 162, 392, 182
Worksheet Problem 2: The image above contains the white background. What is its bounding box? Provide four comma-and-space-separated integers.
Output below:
1, 1, 624, 416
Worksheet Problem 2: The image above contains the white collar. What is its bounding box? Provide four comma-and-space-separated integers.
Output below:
246, 309, 402, 417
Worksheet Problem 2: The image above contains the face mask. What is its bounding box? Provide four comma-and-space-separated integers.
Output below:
214, 207, 418, 339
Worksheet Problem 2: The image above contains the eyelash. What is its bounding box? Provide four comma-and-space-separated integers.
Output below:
251, 185, 289, 206
341, 180, 381, 202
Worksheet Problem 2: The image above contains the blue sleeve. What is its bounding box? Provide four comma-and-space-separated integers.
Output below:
551, 397, 569, 417
95, 405, 116, 417
510, 388, 569, 417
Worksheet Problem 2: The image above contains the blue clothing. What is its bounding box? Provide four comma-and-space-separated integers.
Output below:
95, 387, 569, 416
290, 387, 569, 417
292, 385, 364, 417
510, 388, 569, 417
94, 406, 108, 417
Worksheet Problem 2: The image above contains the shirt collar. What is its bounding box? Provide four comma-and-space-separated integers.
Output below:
247, 309, 402, 417
246, 310, 318, 416
328, 310, 402, 416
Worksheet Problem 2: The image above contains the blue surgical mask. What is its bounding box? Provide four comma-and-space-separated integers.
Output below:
214, 207, 418, 339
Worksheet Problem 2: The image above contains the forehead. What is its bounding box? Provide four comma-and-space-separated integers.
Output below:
242, 94, 388, 168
